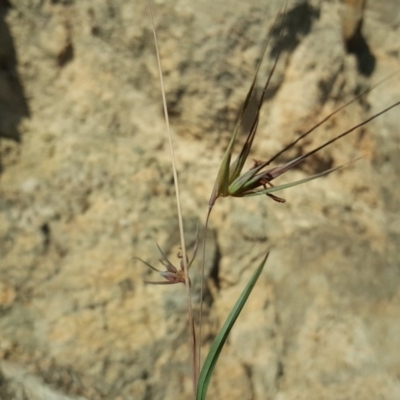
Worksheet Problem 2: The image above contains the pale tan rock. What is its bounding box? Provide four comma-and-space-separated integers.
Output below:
0, 0, 399, 399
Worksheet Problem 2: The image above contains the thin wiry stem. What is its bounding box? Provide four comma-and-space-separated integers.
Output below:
266, 69, 400, 166
147, 0, 197, 396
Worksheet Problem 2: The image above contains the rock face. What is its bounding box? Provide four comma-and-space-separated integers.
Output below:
1, 0, 400, 399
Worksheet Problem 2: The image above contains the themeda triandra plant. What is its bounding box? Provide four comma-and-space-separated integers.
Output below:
140, 1, 400, 399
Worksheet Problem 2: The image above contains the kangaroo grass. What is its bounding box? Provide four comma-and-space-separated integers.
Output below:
143, 0, 400, 398
198, 10, 400, 369
200, 9, 400, 400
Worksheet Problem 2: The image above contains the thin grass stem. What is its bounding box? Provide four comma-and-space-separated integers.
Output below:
147, 0, 197, 395
266, 69, 400, 166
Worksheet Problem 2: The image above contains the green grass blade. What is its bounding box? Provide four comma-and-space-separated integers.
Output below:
228, 6, 287, 182
196, 252, 270, 400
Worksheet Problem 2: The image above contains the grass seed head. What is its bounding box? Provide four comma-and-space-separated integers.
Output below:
135, 228, 199, 286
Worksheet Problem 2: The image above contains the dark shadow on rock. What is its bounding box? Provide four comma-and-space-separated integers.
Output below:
345, 20, 376, 77
0, 0, 30, 143
255, 2, 320, 104
270, 1, 320, 58
346, 29, 376, 77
